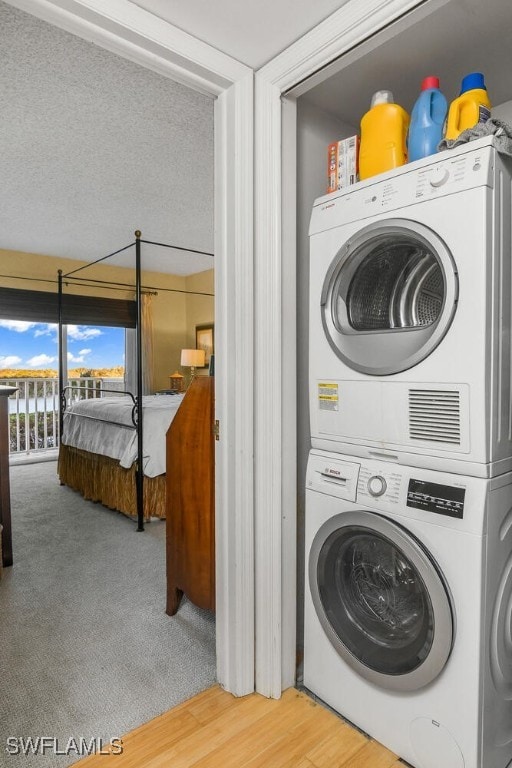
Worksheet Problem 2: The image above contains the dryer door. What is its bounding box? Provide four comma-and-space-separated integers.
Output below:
321, 219, 458, 375
309, 510, 454, 692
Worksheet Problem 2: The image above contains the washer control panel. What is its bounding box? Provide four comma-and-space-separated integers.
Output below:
357, 466, 401, 504
353, 459, 470, 524
307, 451, 481, 531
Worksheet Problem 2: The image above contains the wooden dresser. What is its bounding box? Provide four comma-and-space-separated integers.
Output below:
165, 376, 215, 615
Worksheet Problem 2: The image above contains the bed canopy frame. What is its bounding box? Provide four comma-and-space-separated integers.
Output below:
57, 230, 214, 532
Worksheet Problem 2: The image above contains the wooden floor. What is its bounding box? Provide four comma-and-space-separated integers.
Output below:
78, 685, 402, 767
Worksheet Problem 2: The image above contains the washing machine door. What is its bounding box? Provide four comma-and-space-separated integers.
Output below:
321, 219, 458, 375
309, 510, 454, 692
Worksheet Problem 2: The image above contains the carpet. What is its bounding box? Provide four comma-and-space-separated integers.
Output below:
0, 460, 216, 768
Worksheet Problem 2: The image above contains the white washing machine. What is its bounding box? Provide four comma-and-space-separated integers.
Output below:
304, 449, 512, 768
309, 136, 512, 477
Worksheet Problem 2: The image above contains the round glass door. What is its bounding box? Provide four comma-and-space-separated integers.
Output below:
309, 511, 454, 691
321, 219, 458, 375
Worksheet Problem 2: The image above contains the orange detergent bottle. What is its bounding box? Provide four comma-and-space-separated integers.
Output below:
445, 72, 491, 141
359, 90, 410, 180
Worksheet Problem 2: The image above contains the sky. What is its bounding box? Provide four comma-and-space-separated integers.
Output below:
0, 320, 125, 370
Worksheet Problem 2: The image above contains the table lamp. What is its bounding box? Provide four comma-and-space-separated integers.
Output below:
180, 348, 205, 386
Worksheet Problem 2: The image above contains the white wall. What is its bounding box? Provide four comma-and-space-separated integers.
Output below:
492, 99, 512, 123
296, 96, 357, 656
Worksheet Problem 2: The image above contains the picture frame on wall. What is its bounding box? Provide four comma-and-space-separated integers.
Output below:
195, 324, 214, 367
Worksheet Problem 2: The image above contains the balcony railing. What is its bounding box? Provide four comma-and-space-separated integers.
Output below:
5, 377, 125, 455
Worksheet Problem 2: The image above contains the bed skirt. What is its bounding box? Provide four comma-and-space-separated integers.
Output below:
58, 445, 166, 521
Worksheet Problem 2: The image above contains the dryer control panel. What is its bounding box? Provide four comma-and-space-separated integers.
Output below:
310, 137, 494, 232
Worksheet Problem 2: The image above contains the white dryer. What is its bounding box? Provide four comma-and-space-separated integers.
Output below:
309, 136, 512, 477
304, 449, 512, 768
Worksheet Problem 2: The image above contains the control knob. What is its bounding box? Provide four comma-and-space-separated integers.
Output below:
429, 167, 449, 187
367, 475, 387, 497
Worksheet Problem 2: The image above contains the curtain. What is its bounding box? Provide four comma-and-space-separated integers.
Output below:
142, 294, 154, 394
124, 293, 154, 395
0, 287, 136, 326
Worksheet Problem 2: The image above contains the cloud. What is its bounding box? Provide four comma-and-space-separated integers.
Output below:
0, 320, 36, 333
34, 323, 57, 338
67, 325, 103, 341
0, 355, 22, 369
67, 350, 91, 364
26, 354, 57, 367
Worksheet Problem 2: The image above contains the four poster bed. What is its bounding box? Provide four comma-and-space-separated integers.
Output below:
58, 392, 184, 522
56, 231, 213, 530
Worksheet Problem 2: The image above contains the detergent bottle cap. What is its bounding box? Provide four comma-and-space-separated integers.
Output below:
421, 76, 440, 91
370, 90, 394, 108
460, 72, 486, 94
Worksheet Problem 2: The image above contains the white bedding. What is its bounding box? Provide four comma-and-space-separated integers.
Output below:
61, 394, 184, 478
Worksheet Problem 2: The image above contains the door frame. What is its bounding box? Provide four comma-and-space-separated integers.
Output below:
7, 0, 439, 699
4, 0, 255, 697
255, 0, 431, 697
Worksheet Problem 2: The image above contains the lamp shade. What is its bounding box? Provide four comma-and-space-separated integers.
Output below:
180, 348, 205, 367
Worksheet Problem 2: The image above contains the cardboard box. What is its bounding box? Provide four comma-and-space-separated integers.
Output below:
327, 135, 359, 193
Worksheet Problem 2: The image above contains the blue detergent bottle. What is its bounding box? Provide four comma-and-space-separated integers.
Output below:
408, 76, 448, 162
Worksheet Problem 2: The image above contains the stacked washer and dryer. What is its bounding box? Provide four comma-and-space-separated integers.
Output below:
304, 136, 512, 768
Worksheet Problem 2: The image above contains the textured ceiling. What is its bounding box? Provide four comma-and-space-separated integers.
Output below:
0, 1, 214, 276
131, 0, 349, 69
